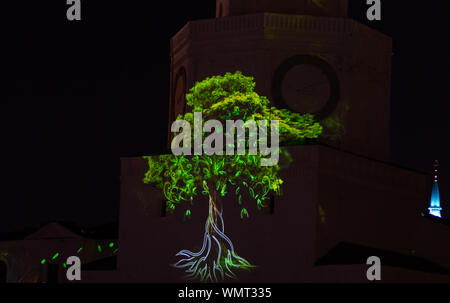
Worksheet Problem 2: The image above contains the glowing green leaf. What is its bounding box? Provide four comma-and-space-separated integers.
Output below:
184, 209, 192, 220
221, 184, 227, 197
240, 208, 249, 219
249, 187, 255, 198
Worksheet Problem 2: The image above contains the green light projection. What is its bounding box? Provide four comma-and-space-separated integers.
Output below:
143, 72, 322, 282
37, 242, 118, 268
320, 98, 348, 142
312, 0, 325, 9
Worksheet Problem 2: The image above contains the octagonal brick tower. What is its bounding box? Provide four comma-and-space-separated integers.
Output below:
169, 0, 392, 161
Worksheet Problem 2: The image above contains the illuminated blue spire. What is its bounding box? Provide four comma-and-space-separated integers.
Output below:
429, 160, 442, 218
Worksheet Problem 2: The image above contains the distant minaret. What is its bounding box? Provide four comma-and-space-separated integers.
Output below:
429, 160, 443, 218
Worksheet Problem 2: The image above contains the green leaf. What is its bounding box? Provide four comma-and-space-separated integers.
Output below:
240, 208, 249, 219
184, 209, 191, 220
221, 184, 227, 197
249, 187, 255, 198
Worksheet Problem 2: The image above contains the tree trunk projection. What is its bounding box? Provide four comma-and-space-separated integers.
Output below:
172, 191, 254, 282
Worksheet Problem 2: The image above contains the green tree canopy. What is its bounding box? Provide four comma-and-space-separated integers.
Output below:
144, 71, 322, 218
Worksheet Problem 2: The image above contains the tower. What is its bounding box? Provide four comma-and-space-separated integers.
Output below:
168, 0, 392, 161
116, 1, 450, 284
429, 160, 443, 218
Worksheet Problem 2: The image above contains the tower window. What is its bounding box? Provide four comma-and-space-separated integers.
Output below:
47, 263, 59, 283
173, 67, 187, 121
219, 3, 223, 17
161, 199, 167, 217
269, 195, 275, 214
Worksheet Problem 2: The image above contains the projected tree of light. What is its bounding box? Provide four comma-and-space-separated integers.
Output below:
143, 72, 323, 282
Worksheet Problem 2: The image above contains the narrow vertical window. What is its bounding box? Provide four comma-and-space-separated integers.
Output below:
47, 263, 59, 283
270, 195, 275, 214
162, 199, 167, 217
219, 3, 223, 17
0, 261, 6, 283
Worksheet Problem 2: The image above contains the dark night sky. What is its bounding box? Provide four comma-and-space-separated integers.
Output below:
2, 1, 450, 234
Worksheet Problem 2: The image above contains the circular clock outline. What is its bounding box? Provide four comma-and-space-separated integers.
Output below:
271, 55, 340, 121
